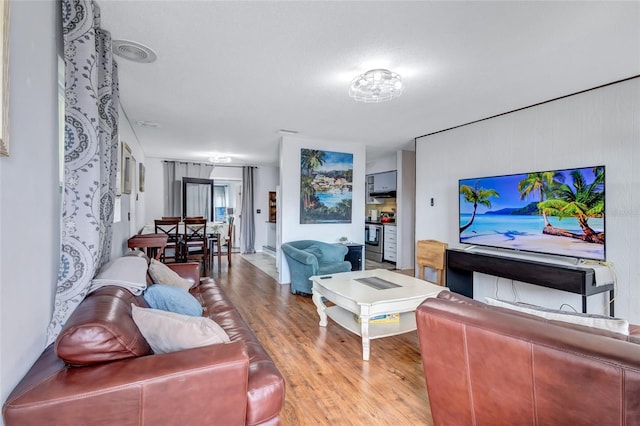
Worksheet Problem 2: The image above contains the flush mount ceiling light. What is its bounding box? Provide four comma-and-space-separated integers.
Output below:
349, 69, 403, 103
208, 155, 232, 164
112, 40, 157, 63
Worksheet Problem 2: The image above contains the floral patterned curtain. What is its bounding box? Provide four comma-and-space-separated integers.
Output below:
47, 0, 119, 345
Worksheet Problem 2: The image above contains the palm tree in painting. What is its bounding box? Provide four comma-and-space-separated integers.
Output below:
517, 171, 563, 226
537, 167, 604, 244
459, 181, 500, 233
300, 149, 326, 177
300, 175, 315, 210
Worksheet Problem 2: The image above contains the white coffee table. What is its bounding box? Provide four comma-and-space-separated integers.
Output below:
310, 269, 445, 361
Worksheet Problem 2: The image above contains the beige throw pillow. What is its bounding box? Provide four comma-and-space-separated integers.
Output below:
148, 258, 192, 291
485, 297, 629, 335
132, 305, 230, 354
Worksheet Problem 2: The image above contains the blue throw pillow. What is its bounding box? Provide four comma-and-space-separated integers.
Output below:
143, 284, 203, 317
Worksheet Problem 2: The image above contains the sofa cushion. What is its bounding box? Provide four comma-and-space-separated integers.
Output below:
55, 286, 152, 366
148, 258, 192, 291
132, 305, 230, 354
143, 284, 203, 316
485, 297, 630, 335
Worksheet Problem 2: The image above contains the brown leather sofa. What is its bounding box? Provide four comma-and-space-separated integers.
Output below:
416, 291, 640, 426
3, 256, 285, 425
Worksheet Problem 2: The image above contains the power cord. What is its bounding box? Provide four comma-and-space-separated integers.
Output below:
559, 303, 578, 313
511, 280, 520, 302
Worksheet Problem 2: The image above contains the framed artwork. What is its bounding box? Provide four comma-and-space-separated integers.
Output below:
300, 148, 353, 224
139, 163, 145, 192
121, 142, 133, 194
0, 1, 10, 157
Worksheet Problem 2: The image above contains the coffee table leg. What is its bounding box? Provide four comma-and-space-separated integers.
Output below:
360, 316, 370, 361
312, 291, 328, 327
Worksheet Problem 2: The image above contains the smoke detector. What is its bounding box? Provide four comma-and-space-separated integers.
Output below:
112, 40, 157, 63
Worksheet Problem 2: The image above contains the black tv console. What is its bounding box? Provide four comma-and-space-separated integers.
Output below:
445, 248, 615, 316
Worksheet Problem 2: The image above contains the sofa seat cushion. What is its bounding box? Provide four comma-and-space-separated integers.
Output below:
318, 261, 352, 275
192, 281, 285, 426
55, 286, 152, 366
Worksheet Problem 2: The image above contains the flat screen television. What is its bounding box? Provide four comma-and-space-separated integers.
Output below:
459, 165, 605, 261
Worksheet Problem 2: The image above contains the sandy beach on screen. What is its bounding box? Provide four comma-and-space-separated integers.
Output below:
461, 232, 604, 259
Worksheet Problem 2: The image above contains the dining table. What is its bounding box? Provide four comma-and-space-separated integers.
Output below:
127, 233, 168, 260
141, 222, 230, 270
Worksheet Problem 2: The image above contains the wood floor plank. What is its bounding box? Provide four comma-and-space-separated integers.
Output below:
208, 257, 434, 425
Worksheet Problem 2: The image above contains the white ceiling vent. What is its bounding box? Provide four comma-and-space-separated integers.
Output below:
112, 40, 157, 63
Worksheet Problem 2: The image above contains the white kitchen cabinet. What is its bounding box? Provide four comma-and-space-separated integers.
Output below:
373, 171, 397, 192
383, 224, 397, 262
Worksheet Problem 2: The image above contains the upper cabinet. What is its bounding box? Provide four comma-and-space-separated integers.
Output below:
367, 171, 397, 200
372, 171, 397, 192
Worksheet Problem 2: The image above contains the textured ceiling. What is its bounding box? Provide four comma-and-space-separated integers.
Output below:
98, 1, 640, 166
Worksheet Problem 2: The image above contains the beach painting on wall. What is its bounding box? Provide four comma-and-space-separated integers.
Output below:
300, 149, 353, 224
459, 165, 605, 260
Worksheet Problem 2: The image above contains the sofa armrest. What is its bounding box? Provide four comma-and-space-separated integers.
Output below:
282, 245, 318, 268
3, 342, 250, 426
318, 242, 348, 263
167, 262, 201, 286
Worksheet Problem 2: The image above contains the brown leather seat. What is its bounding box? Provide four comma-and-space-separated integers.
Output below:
416, 291, 640, 425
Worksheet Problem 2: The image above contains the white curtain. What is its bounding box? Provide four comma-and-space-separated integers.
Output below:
47, 0, 119, 345
163, 161, 214, 217
240, 166, 256, 253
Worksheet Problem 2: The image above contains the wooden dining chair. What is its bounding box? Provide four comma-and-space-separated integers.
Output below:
182, 217, 207, 275
416, 239, 448, 286
161, 216, 182, 221
154, 218, 180, 263
220, 217, 234, 266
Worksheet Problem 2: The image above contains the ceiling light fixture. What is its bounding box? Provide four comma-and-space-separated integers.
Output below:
208, 155, 232, 164
349, 69, 403, 103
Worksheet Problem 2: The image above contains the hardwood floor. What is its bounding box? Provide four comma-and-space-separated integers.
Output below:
208, 257, 434, 425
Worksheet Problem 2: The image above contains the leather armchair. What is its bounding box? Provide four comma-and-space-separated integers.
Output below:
281, 240, 352, 295
416, 291, 640, 425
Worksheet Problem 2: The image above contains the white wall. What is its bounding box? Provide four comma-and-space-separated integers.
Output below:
366, 155, 396, 175
416, 77, 640, 321
278, 136, 366, 283
1, 0, 59, 408
110, 110, 146, 258
142, 157, 164, 226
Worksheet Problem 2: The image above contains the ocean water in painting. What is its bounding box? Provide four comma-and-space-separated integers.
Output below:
316, 188, 352, 207
460, 214, 604, 236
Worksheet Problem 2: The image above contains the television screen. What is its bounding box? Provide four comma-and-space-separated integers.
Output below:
459, 166, 605, 260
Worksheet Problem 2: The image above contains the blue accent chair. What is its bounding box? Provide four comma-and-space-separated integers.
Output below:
281, 240, 352, 295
